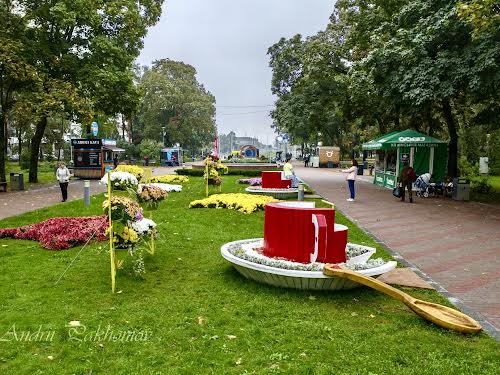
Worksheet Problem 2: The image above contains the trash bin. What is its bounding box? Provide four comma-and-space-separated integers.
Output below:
357, 165, 364, 175
10, 172, 25, 191
327, 161, 334, 168
452, 178, 470, 201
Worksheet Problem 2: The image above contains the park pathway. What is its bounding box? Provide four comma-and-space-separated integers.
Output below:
0, 167, 176, 221
297, 165, 500, 339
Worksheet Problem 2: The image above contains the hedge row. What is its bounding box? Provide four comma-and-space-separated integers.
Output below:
175, 168, 281, 177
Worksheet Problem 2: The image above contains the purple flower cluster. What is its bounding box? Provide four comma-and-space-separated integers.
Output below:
238, 178, 262, 186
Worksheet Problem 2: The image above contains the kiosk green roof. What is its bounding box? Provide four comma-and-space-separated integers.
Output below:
362, 129, 447, 151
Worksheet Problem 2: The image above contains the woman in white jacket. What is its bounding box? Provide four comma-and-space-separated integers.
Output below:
56, 162, 71, 202
341, 160, 358, 202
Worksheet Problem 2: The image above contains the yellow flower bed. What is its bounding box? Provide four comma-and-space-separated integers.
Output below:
189, 193, 279, 214
115, 165, 145, 180
151, 175, 189, 183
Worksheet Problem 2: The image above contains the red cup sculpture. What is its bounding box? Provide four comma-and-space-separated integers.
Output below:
263, 202, 347, 264
261, 171, 291, 189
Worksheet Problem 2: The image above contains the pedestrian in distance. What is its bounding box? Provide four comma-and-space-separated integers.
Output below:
399, 162, 417, 203
304, 154, 310, 168
56, 162, 71, 202
341, 160, 358, 202
113, 154, 119, 169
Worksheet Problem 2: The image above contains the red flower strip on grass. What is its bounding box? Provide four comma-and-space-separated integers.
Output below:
0, 216, 108, 250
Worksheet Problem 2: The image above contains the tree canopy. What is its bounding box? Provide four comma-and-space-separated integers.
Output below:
268, 0, 499, 177
135, 59, 217, 154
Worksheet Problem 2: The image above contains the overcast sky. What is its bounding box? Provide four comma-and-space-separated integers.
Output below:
137, 0, 334, 144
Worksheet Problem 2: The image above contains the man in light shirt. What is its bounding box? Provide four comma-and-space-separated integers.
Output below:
283, 158, 298, 188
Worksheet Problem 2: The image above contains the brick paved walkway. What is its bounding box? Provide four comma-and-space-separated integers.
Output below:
297, 166, 500, 339
0, 167, 176, 221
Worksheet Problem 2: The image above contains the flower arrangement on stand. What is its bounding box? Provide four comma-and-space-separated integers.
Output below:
104, 173, 161, 292
204, 156, 228, 196
137, 184, 168, 210
100, 171, 138, 191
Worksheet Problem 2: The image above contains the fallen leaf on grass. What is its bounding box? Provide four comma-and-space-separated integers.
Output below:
351, 312, 358, 317
210, 335, 219, 340
47, 356, 54, 360
197, 316, 204, 325
227, 335, 237, 340
308, 295, 316, 300
235, 358, 242, 366
369, 314, 376, 318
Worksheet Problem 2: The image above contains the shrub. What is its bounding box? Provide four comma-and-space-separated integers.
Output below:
176, 168, 281, 177
20, 151, 30, 170
472, 177, 492, 194
458, 156, 478, 179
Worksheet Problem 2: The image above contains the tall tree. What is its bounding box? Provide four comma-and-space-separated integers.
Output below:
0, 1, 37, 182
10, 0, 163, 182
137, 59, 217, 152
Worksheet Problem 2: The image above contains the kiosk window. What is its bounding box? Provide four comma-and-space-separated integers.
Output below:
74, 150, 101, 168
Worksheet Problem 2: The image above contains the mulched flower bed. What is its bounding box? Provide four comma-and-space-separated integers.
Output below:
0, 216, 108, 250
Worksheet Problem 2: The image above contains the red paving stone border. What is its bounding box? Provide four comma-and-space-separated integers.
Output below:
297, 165, 500, 340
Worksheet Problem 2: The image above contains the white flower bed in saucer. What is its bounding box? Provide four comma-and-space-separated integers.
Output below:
245, 186, 298, 199
221, 238, 397, 290
138, 183, 182, 193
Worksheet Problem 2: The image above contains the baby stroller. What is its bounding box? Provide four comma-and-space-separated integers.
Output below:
414, 173, 432, 198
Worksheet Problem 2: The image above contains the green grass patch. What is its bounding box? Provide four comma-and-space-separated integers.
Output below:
0, 176, 498, 374
5, 161, 55, 188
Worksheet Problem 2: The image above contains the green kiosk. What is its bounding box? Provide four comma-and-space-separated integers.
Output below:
362, 129, 448, 189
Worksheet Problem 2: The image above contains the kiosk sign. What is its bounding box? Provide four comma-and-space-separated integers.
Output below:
91, 121, 98, 137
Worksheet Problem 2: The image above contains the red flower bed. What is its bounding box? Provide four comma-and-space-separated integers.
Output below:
0, 216, 108, 250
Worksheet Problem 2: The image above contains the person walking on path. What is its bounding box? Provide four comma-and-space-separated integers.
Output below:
56, 162, 71, 202
283, 157, 299, 188
399, 162, 417, 203
341, 160, 358, 202
113, 154, 119, 169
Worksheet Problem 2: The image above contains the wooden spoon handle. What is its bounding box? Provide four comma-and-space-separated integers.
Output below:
323, 265, 414, 304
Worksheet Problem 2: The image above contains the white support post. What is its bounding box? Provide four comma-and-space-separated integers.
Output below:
410, 147, 415, 167
429, 147, 434, 174
396, 148, 400, 178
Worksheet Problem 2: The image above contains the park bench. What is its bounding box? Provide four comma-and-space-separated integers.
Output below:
0, 181, 7, 192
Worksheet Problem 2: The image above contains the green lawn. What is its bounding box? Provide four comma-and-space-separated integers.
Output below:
486, 176, 500, 191
0, 176, 498, 374
5, 161, 56, 188
471, 175, 500, 204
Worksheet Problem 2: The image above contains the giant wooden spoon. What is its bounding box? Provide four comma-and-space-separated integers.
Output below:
323, 265, 482, 334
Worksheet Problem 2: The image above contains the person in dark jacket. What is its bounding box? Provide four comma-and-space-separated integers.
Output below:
399, 162, 416, 203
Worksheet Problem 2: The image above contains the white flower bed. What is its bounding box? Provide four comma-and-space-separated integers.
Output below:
221, 239, 398, 290
100, 171, 138, 190
138, 183, 182, 193
131, 218, 157, 236
228, 239, 386, 272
